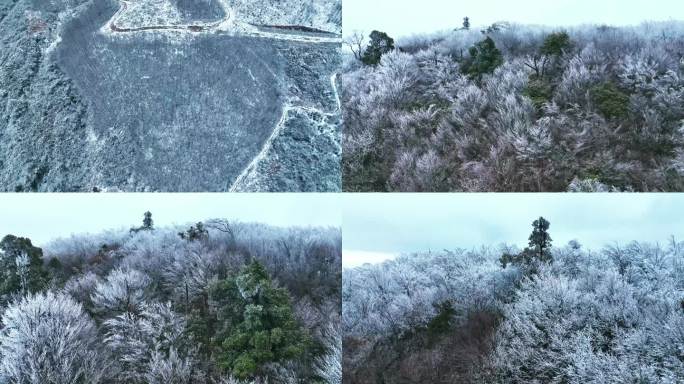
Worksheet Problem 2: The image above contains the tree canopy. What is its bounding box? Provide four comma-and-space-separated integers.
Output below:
131, 211, 155, 233
211, 260, 311, 380
0, 292, 105, 383
462, 17, 470, 30
460, 36, 504, 80
178, 222, 209, 242
361, 30, 395, 66
500, 217, 553, 272
540, 31, 572, 57
0, 235, 47, 304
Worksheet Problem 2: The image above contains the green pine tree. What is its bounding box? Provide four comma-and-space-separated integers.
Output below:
461, 36, 504, 80
211, 260, 310, 380
178, 222, 209, 242
130, 211, 154, 233
142, 211, 153, 230
540, 32, 572, 57
500, 217, 553, 272
427, 301, 455, 341
462, 17, 471, 30
361, 30, 395, 66
528, 217, 553, 263
0, 235, 48, 305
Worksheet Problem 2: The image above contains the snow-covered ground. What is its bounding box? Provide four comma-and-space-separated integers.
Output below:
103, 0, 341, 44
114, 0, 185, 29
225, 0, 341, 34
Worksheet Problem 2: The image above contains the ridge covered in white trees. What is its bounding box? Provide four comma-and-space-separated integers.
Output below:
0, 214, 342, 384
342, 21, 684, 192
343, 224, 684, 382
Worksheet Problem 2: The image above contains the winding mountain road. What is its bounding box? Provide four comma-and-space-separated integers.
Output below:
106, 0, 342, 44
108, 1, 225, 33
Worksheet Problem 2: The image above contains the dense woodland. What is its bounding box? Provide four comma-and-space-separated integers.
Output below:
343, 218, 684, 383
342, 21, 684, 192
0, 213, 342, 384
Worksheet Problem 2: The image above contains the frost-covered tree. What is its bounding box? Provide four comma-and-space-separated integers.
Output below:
64, 271, 100, 312
0, 235, 48, 305
315, 324, 342, 384
344, 30, 367, 61
104, 301, 195, 384
14, 252, 30, 295
159, 244, 221, 361
163, 247, 214, 311
91, 268, 152, 315
342, 22, 684, 192
145, 347, 195, 384
0, 291, 106, 383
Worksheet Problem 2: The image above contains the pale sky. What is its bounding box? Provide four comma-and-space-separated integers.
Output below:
343, 0, 684, 38
4, 193, 682, 267
343, 194, 684, 267
0, 194, 341, 246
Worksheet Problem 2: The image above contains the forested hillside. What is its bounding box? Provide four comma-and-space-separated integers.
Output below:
0, 214, 341, 383
342, 22, 684, 192
343, 218, 684, 383
0, 0, 341, 192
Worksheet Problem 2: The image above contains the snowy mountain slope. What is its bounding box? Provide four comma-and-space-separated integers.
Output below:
226, 0, 341, 34
0, 218, 341, 383
112, 0, 225, 29
0, 0, 341, 191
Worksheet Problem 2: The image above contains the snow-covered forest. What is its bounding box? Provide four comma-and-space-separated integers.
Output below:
0, 0, 341, 192
0, 213, 342, 384
343, 218, 684, 383
342, 22, 684, 192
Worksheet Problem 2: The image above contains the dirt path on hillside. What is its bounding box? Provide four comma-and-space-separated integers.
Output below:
228, 74, 341, 192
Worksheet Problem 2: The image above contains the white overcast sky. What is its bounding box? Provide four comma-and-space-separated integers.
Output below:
343, 194, 684, 267
343, 0, 684, 38
0, 194, 341, 246
4, 193, 683, 267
